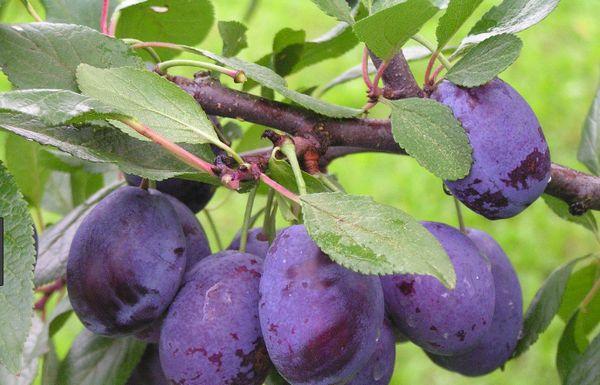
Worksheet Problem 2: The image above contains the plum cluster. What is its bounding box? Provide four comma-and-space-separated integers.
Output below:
65, 79, 535, 384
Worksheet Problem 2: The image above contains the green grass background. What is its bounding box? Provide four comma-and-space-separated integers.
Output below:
1, 0, 599, 384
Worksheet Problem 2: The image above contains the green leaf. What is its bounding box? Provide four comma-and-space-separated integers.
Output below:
514, 255, 594, 357
309, 0, 355, 24
57, 330, 146, 385
446, 34, 522, 87
189, 47, 363, 118
0, 316, 48, 384
578, 84, 600, 176
301, 192, 455, 286
462, 0, 560, 47
0, 89, 126, 126
388, 98, 472, 180
76, 65, 220, 145
268, 156, 331, 195
218, 20, 248, 57
543, 194, 598, 235
558, 263, 598, 322
41, 340, 60, 385
436, 0, 483, 49
48, 295, 73, 338
42, 0, 119, 30
0, 112, 216, 181
557, 311, 587, 382
34, 181, 123, 286
5, 135, 51, 208
272, 28, 306, 77
266, 371, 291, 385
0, 23, 143, 91
115, 0, 214, 60
353, 0, 439, 59
565, 333, 600, 385
0, 163, 36, 373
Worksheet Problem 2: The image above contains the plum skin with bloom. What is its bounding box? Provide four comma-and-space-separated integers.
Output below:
431, 78, 551, 219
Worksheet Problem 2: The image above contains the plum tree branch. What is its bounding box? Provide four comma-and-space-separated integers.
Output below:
170, 74, 600, 214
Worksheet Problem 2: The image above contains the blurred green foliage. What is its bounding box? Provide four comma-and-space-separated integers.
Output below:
1, 0, 599, 384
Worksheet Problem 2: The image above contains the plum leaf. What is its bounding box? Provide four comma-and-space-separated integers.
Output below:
115, 0, 214, 60
578, 85, 600, 176
268, 156, 331, 195
42, 0, 119, 30
77, 65, 220, 145
0, 316, 48, 383
565, 332, 600, 385
557, 311, 586, 382
461, 0, 560, 48
0, 163, 36, 373
514, 254, 596, 357
301, 192, 456, 287
0, 23, 143, 91
218, 20, 248, 57
436, 0, 484, 49
353, 0, 439, 59
57, 330, 145, 385
309, 0, 355, 24
543, 194, 598, 234
387, 98, 472, 180
446, 34, 522, 87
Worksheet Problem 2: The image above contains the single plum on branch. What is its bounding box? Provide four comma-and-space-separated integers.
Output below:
381, 221, 495, 355
125, 174, 216, 213
67, 186, 187, 335
259, 225, 385, 385
432, 78, 551, 219
160, 251, 270, 385
427, 228, 523, 376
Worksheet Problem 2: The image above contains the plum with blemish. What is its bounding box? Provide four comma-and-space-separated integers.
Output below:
67, 186, 186, 335
427, 228, 523, 376
159, 251, 270, 385
125, 174, 216, 213
380, 221, 495, 355
347, 317, 396, 385
259, 225, 384, 385
228, 228, 277, 258
126, 344, 169, 385
431, 78, 551, 219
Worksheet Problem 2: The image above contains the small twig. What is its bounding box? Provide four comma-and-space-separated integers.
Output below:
424, 52, 439, 86
580, 276, 600, 313
260, 174, 301, 204
157, 59, 246, 83
34, 278, 66, 320
430, 64, 446, 85
371, 59, 390, 96
101, 0, 110, 35
239, 186, 258, 253
454, 197, 466, 233
20, 0, 42, 22
362, 46, 374, 90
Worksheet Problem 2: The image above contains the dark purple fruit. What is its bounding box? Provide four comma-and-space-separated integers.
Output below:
67, 186, 186, 335
160, 251, 270, 385
228, 228, 275, 258
259, 225, 384, 385
347, 317, 396, 385
126, 344, 169, 385
125, 174, 215, 213
380, 222, 495, 355
427, 228, 523, 376
431, 79, 551, 219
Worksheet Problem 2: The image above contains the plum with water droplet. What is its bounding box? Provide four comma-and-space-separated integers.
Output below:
259, 225, 384, 385
67, 186, 187, 335
431, 79, 551, 219
160, 251, 270, 385
380, 221, 495, 355
427, 228, 523, 376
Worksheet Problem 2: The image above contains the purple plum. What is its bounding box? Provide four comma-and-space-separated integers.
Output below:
126, 344, 169, 385
159, 251, 270, 385
381, 222, 495, 355
259, 225, 384, 385
67, 186, 186, 335
427, 228, 523, 376
431, 79, 551, 219
125, 174, 215, 213
347, 318, 396, 385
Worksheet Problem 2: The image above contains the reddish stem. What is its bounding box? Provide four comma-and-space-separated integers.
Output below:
424, 52, 439, 86
430, 64, 445, 85
260, 173, 301, 204
101, 0, 110, 35
371, 59, 390, 95
362, 46, 373, 90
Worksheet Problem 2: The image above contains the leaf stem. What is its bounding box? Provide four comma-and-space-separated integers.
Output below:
239, 186, 258, 253
280, 142, 307, 196
318, 174, 342, 192
20, 0, 42, 22
120, 118, 215, 175
454, 197, 466, 233
262, 189, 276, 239
411, 34, 452, 70
362, 46, 373, 90
260, 173, 301, 204
203, 210, 223, 250
157, 59, 247, 83
101, 0, 110, 35
371, 59, 390, 94
580, 276, 600, 313
122, 38, 162, 63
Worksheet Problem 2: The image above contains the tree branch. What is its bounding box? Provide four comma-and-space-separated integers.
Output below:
172, 74, 600, 214
368, 50, 425, 99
